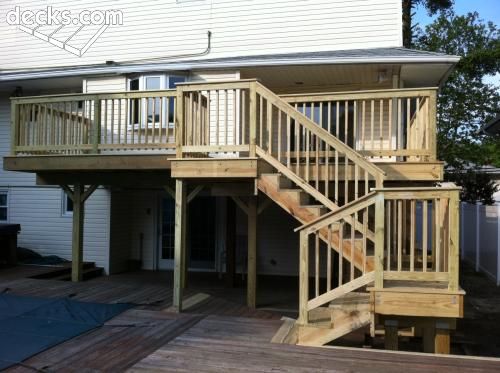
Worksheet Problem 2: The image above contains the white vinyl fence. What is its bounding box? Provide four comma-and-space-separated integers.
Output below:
461, 202, 500, 285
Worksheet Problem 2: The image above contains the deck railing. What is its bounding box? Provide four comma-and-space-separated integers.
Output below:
296, 186, 460, 323
10, 81, 437, 163
10, 90, 177, 155
281, 88, 437, 162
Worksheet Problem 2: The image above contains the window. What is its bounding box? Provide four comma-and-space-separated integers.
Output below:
62, 193, 73, 216
127, 74, 186, 128
0, 192, 8, 222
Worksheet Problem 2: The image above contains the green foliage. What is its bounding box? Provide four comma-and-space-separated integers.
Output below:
402, 0, 454, 47
414, 10, 500, 203
447, 170, 499, 205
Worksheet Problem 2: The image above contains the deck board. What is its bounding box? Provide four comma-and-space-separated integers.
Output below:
130, 315, 500, 373
2, 265, 500, 372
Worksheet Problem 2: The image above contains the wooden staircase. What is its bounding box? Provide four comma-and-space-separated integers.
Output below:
170, 79, 462, 350
249, 83, 460, 348
257, 172, 373, 272
298, 292, 371, 346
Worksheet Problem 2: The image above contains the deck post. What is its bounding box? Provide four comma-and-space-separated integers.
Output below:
72, 184, 84, 282
384, 320, 398, 350
374, 192, 385, 288
92, 100, 101, 154
249, 82, 257, 157
298, 230, 309, 325
247, 196, 257, 308
226, 197, 236, 287
61, 184, 98, 282
434, 322, 451, 354
173, 179, 187, 312
448, 190, 460, 291
175, 87, 185, 158
428, 89, 437, 161
422, 322, 436, 353
10, 101, 19, 156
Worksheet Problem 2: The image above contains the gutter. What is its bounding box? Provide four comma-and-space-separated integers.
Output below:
0, 54, 461, 83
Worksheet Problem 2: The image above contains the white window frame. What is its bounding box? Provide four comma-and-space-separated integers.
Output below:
127, 73, 187, 131
0, 190, 8, 222
61, 191, 73, 217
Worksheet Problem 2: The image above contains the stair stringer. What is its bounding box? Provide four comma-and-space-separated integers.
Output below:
257, 169, 373, 272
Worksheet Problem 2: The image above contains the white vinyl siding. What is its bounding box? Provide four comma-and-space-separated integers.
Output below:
0, 0, 402, 70
83, 76, 127, 93
0, 95, 36, 187
9, 187, 111, 272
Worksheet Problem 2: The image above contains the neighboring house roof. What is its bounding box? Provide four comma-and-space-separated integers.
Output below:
0, 47, 460, 82
482, 114, 500, 136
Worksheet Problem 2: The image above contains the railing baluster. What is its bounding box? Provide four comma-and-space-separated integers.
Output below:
410, 199, 415, 271
327, 225, 332, 291
315, 233, 319, 298
339, 221, 344, 286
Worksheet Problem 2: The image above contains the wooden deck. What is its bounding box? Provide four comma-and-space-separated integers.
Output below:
0, 265, 499, 372
130, 315, 500, 373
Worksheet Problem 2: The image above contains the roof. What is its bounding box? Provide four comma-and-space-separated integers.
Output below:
482, 114, 500, 136
0, 47, 460, 82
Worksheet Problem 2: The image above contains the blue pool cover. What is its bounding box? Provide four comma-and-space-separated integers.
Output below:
0, 293, 132, 370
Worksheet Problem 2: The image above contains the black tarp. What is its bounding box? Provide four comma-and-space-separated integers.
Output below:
0, 293, 132, 370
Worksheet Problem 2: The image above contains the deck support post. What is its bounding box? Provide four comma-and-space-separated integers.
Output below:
173, 179, 187, 312
61, 184, 98, 282
72, 184, 85, 282
247, 197, 257, 308
226, 197, 236, 287
384, 320, 398, 350
422, 323, 436, 353
298, 230, 309, 325
434, 322, 451, 354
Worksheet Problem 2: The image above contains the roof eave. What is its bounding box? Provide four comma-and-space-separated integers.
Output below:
0, 55, 461, 83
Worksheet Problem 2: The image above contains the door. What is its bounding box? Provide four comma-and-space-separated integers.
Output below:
158, 197, 175, 269
158, 196, 217, 271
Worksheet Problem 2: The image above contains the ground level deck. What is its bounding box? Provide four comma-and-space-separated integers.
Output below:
0, 262, 499, 372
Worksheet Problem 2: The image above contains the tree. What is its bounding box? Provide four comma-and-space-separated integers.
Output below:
414, 10, 500, 204
402, 0, 453, 48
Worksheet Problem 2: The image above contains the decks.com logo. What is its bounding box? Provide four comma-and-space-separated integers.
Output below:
5, 6, 123, 57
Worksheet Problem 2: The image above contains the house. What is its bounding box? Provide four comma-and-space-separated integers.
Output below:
0, 0, 463, 353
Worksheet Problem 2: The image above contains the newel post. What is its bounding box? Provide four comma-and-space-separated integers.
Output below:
10, 100, 19, 156
448, 190, 460, 291
298, 230, 309, 324
249, 81, 257, 157
374, 192, 385, 288
428, 89, 437, 161
175, 87, 185, 158
92, 99, 101, 154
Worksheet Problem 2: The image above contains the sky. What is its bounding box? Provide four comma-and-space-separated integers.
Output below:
414, 0, 499, 85
414, 0, 500, 27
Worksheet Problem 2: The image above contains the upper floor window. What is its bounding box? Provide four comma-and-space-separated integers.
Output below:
128, 74, 186, 128
0, 192, 8, 222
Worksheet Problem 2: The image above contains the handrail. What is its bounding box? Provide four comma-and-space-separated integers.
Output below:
298, 186, 461, 322
280, 87, 438, 102
11, 89, 177, 104
255, 82, 386, 184
295, 191, 377, 233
